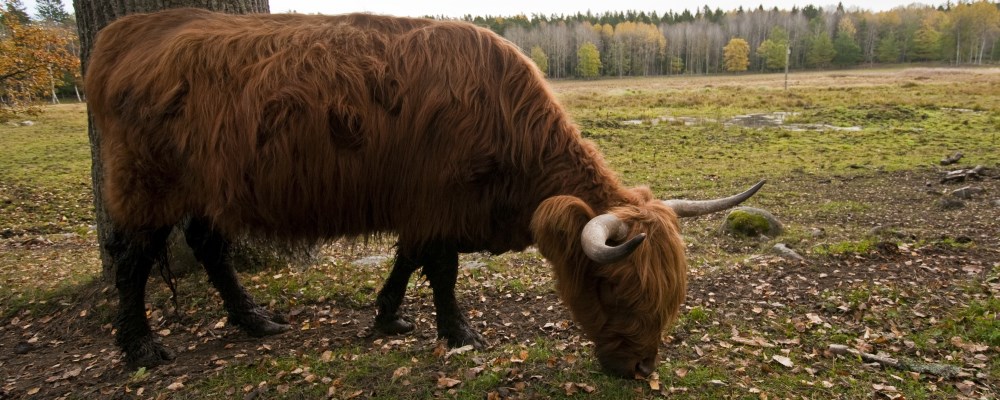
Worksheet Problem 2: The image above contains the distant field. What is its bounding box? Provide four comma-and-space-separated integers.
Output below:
0, 68, 997, 399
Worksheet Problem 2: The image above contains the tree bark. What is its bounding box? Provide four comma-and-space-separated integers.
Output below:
74, 0, 270, 280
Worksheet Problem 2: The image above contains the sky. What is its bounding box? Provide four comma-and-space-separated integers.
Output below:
22, 0, 935, 19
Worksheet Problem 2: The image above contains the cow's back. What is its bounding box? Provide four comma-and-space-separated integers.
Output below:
88, 9, 569, 252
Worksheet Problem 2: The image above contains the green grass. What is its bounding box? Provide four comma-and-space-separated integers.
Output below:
2, 69, 998, 399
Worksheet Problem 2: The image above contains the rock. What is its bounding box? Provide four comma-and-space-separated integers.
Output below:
936, 196, 965, 210
941, 165, 987, 183
950, 186, 984, 199
720, 207, 783, 237
940, 151, 963, 165
810, 227, 826, 238
18, 120, 34, 126
772, 243, 805, 261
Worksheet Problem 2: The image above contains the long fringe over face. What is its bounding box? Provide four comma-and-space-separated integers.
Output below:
531, 190, 687, 372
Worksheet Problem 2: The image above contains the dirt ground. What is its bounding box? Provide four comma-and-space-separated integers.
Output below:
1, 167, 997, 398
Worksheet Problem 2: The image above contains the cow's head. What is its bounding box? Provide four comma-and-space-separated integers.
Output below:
531, 182, 763, 378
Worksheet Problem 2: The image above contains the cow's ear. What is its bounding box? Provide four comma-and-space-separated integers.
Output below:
530, 195, 594, 264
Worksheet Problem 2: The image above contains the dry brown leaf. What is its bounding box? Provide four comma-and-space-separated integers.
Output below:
432, 342, 448, 358
577, 383, 596, 393
955, 381, 975, 396
562, 382, 578, 396
437, 377, 461, 389
391, 366, 410, 382
647, 372, 661, 391
675, 368, 689, 378
166, 382, 184, 391
320, 350, 334, 362
26, 388, 40, 395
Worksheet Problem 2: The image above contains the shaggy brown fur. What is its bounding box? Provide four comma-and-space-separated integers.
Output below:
87, 8, 686, 377
531, 190, 687, 373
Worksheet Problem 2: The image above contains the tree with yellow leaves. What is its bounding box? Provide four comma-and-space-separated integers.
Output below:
723, 37, 750, 72
0, 1, 79, 119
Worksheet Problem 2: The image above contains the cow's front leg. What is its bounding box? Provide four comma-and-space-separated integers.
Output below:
109, 226, 174, 368
374, 250, 420, 334
420, 244, 487, 348
184, 218, 289, 336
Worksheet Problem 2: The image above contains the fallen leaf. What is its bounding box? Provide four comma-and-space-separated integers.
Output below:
647, 372, 661, 390
437, 377, 461, 389
675, 368, 688, 378
64, 367, 81, 379
166, 382, 184, 391
562, 382, 578, 396
772, 355, 794, 368
432, 342, 447, 358
873, 383, 898, 392
321, 350, 334, 362
391, 367, 410, 382
26, 388, 40, 395
955, 381, 975, 396
445, 345, 474, 358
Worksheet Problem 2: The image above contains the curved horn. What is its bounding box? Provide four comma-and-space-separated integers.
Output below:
663, 180, 766, 218
581, 214, 647, 264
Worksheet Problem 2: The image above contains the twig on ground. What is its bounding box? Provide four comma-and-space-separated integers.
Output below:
827, 344, 961, 378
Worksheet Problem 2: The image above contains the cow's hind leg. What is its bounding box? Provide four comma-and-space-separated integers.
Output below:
373, 250, 420, 334
184, 218, 289, 337
420, 244, 487, 349
109, 225, 174, 368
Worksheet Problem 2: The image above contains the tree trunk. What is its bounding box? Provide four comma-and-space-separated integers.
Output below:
73, 0, 270, 280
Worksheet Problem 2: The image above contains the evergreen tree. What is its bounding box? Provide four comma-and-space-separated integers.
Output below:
911, 21, 941, 61
36, 0, 70, 23
833, 32, 861, 65
806, 32, 836, 68
876, 34, 900, 62
2, 0, 29, 25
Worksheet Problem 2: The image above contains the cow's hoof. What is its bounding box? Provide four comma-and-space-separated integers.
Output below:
374, 316, 415, 335
232, 308, 290, 337
442, 327, 488, 349
124, 337, 175, 368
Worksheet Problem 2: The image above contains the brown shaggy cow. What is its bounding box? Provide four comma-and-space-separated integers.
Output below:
85, 8, 762, 378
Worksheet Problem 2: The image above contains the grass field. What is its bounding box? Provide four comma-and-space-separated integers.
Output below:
0, 67, 998, 399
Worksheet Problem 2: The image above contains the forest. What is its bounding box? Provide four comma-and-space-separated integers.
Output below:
2, 0, 1000, 117
474, 1, 1000, 78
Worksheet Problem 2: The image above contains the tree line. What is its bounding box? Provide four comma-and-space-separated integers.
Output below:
467, 1, 1000, 78
2, 0, 1000, 118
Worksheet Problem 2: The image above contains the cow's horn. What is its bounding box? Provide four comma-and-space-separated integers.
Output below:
581, 214, 647, 264
663, 180, 766, 218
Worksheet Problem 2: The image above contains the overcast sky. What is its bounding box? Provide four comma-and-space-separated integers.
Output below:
25, 0, 935, 18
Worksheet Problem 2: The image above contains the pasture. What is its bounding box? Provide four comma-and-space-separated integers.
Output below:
1, 67, 998, 399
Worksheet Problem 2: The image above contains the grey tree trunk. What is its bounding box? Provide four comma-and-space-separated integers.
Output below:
73, 0, 270, 280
